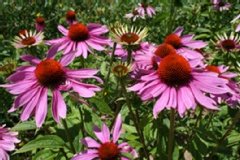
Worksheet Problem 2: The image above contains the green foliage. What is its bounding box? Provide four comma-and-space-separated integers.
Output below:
0, 0, 240, 160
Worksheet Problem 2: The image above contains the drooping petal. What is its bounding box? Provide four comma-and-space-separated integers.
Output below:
153, 87, 170, 118
112, 114, 122, 143
52, 90, 67, 122
35, 88, 48, 127
21, 55, 41, 65
71, 152, 98, 160
81, 137, 100, 148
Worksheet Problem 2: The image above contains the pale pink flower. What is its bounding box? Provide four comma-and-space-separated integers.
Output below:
0, 125, 20, 160
136, 3, 156, 17
214, 32, 240, 51
125, 9, 145, 21
12, 30, 44, 49
211, 0, 231, 11
206, 65, 240, 107
35, 16, 45, 32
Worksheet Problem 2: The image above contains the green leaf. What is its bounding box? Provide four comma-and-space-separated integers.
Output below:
15, 135, 65, 154
89, 97, 113, 115
12, 121, 37, 131
33, 149, 58, 160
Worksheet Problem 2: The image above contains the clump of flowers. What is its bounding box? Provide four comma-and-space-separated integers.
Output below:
46, 22, 110, 59
0, 125, 20, 160
12, 30, 44, 49
0, 54, 102, 127
72, 114, 138, 160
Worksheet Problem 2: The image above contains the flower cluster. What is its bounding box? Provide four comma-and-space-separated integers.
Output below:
125, 3, 156, 21
1, 2, 240, 159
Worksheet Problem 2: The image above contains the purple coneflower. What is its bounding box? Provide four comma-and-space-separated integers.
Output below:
164, 27, 206, 63
136, 3, 156, 18
212, 0, 231, 11
0, 55, 102, 127
0, 125, 20, 160
129, 54, 230, 117
66, 10, 77, 25
12, 30, 44, 48
35, 16, 45, 32
214, 32, 240, 51
46, 23, 110, 59
72, 114, 138, 160
206, 65, 240, 107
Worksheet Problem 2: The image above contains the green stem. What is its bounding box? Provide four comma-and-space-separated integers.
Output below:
120, 78, 150, 160
80, 56, 85, 68
78, 106, 86, 138
168, 109, 175, 160
194, 108, 203, 128
156, 112, 163, 158
167, 0, 175, 34
60, 148, 68, 159
205, 112, 214, 129
127, 48, 132, 65
105, 42, 117, 85
62, 119, 76, 154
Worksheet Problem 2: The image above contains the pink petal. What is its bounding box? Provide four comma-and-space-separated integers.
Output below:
60, 52, 76, 66
93, 126, 108, 143
101, 124, 110, 142
52, 90, 67, 122
183, 40, 207, 49
71, 83, 96, 98
189, 83, 218, 110
58, 25, 68, 36
71, 152, 98, 160
81, 137, 100, 148
20, 87, 42, 121
35, 88, 48, 127
174, 27, 184, 36
112, 114, 122, 143
153, 87, 170, 118
21, 55, 40, 65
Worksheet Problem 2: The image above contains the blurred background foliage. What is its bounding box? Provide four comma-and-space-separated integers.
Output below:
0, 0, 240, 160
